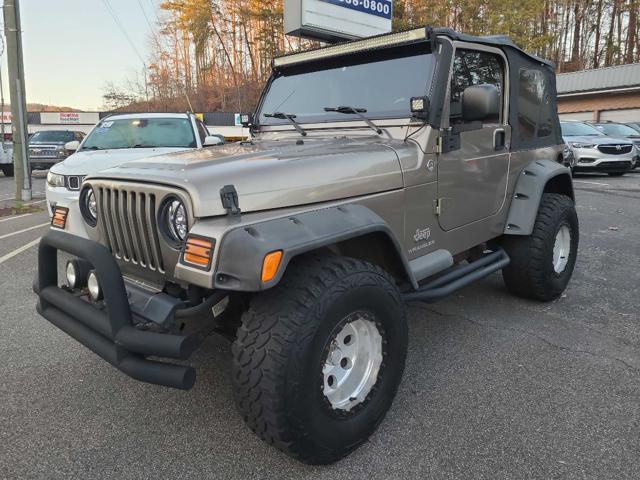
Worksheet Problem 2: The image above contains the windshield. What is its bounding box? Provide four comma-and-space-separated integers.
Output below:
259, 49, 435, 126
30, 131, 75, 143
82, 117, 196, 150
560, 122, 603, 136
595, 123, 639, 137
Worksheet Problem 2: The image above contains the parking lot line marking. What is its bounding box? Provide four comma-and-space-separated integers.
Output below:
574, 180, 610, 187
0, 213, 32, 223
0, 222, 48, 240
0, 238, 40, 265
23, 199, 46, 206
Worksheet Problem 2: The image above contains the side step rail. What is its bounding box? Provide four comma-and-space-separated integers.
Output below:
403, 248, 510, 303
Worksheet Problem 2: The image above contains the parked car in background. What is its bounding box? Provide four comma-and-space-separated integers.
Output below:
561, 121, 636, 176
625, 122, 640, 133
0, 139, 13, 177
592, 122, 640, 168
46, 112, 224, 237
29, 130, 85, 170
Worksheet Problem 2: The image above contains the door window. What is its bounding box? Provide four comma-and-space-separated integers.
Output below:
517, 69, 553, 139
450, 49, 504, 124
196, 120, 209, 144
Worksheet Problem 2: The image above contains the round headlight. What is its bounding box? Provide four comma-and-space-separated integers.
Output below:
80, 186, 98, 227
87, 270, 102, 301
166, 198, 188, 243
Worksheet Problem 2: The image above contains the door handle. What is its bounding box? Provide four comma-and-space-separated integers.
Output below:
493, 128, 506, 151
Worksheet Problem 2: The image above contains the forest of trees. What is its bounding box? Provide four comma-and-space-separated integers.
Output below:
104, 0, 640, 112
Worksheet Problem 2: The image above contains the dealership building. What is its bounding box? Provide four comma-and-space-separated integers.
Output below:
557, 62, 640, 122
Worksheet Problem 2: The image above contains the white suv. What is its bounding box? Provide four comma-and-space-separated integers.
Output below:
46, 112, 223, 237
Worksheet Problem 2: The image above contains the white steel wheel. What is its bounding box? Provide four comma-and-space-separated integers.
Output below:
552, 224, 572, 274
322, 311, 383, 412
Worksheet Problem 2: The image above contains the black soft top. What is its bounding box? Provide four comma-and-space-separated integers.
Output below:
270, 27, 562, 150
433, 28, 555, 69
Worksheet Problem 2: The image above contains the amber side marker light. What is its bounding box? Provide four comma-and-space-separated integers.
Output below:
182, 236, 214, 269
261, 250, 283, 283
51, 206, 69, 229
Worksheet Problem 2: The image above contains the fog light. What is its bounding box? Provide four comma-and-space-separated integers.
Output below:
66, 262, 78, 288
65, 259, 91, 289
87, 270, 103, 301
410, 96, 430, 119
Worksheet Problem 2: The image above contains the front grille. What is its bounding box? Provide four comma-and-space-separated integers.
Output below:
66, 175, 85, 191
598, 161, 632, 169
598, 144, 633, 155
97, 187, 165, 273
29, 147, 57, 158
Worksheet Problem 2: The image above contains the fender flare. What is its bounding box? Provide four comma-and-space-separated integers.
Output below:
213, 204, 415, 291
504, 159, 574, 236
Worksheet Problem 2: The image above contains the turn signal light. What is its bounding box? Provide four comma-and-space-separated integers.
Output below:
261, 250, 283, 283
182, 236, 214, 269
51, 206, 69, 229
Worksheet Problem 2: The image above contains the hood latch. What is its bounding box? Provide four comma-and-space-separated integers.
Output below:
220, 184, 241, 216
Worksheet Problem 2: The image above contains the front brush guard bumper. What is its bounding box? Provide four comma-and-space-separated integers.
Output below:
35, 230, 197, 390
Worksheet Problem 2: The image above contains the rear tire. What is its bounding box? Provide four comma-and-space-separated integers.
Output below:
501, 193, 579, 302
1, 164, 13, 177
232, 254, 407, 464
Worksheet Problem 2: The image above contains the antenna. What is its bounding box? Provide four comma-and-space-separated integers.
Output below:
184, 91, 194, 113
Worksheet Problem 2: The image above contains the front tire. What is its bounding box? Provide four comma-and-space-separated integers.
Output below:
1, 164, 13, 177
501, 193, 579, 301
232, 254, 407, 464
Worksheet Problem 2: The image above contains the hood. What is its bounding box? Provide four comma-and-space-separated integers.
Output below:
563, 135, 633, 146
89, 136, 407, 218
50, 147, 191, 176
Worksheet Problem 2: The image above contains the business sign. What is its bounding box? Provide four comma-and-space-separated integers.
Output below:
41, 112, 100, 125
284, 0, 392, 42
318, 0, 392, 20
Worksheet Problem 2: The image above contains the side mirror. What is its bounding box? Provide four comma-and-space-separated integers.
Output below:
203, 135, 224, 147
64, 140, 80, 151
462, 84, 500, 123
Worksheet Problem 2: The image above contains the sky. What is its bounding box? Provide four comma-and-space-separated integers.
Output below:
0, 0, 161, 111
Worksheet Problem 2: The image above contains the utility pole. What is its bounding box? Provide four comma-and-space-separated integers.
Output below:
3, 0, 31, 201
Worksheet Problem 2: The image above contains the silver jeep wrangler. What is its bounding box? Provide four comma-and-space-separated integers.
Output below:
36, 27, 578, 464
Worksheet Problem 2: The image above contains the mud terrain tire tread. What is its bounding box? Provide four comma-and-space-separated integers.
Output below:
231, 254, 407, 464
501, 193, 579, 302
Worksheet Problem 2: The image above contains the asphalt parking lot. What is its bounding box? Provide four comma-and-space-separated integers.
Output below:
1, 171, 639, 479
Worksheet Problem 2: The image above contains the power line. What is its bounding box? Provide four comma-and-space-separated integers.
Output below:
101, 0, 146, 66
137, 0, 161, 49
137, 0, 154, 32
101, 0, 150, 108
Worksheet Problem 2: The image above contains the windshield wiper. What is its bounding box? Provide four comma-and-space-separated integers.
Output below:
82, 146, 104, 150
263, 112, 307, 136
324, 106, 382, 135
